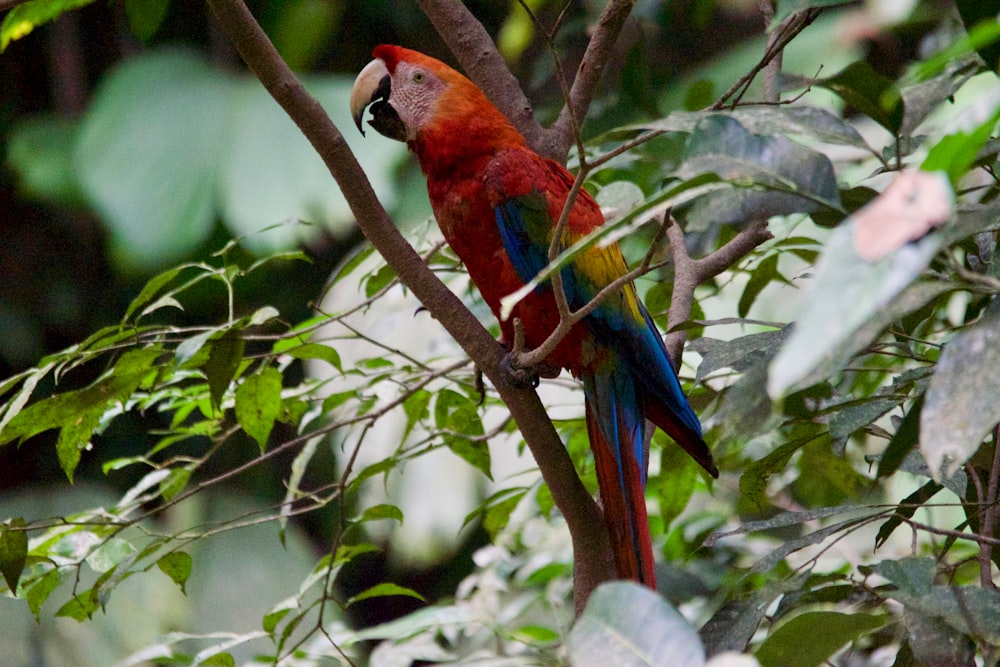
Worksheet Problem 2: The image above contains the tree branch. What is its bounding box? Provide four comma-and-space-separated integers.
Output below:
205, 0, 615, 613
416, 0, 548, 154
546, 0, 636, 161
664, 218, 773, 364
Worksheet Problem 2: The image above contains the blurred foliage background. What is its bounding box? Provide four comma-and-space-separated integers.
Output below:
2, 0, 998, 665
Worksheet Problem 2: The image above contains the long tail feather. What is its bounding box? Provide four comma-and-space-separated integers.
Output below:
583, 369, 657, 587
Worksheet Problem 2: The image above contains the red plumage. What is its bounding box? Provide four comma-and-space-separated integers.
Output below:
353, 46, 717, 588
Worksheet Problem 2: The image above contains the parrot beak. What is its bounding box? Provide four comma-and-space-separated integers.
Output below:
350, 58, 406, 141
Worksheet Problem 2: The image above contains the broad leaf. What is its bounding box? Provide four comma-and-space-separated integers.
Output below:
0, 518, 28, 594
768, 200, 952, 396
677, 115, 842, 228
921, 300, 1000, 481
157, 551, 192, 595
756, 611, 886, 667
569, 581, 705, 667
235, 365, 283, 451
815, 61, 904, 134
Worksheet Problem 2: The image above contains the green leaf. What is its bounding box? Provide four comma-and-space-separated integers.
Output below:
334, 542, 380, 566
159, 467, 192, 502
690, 329, 787, 384
874, 480, 942, 550
568, 581, 705, 667
56, 590, 99, 621
0, 350, 159, 482
25, 568, 61, 619
121, 264, 195, 323
740, 437, 814, 511
124, 0, 169, 42
279, 341, 342, 372
357, 504, 404, 524
0, 518, 28, 595
198, 653, 235, 667
75, 50, 231, 270
875, 394, 923, 480
86, 537, 138, 573
56, 408, 102, 483
235, 365, 283, 451
157, 551, 192, 594
921, 301, 1000, 481
756, 611, 887, 667
435, 389, 490, 479
511, 624, 560, 644
364, 263, 397, 298
678, 115, 842, 227
655, 438, 698, 528
6, 115, 84, 205
921, 106, 1000, 188
768, 208, 951, 396
263, 597, 296, 635
346, 582, 426, 606
699, 589, 777, 656
869, 557, 935, 596
903, 606, 978, 667
203, 335, 246, 412
0, 0, 97, 51
816, 61, 904, 134
739, 254, 786, 318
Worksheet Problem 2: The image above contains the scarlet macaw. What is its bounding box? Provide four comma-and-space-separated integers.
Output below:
350, 45, 717, 587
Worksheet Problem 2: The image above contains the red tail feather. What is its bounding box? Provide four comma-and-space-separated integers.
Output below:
586, 399, 657, 587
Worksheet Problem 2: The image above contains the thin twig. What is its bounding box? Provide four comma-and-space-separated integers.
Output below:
980, 425, 1000, 589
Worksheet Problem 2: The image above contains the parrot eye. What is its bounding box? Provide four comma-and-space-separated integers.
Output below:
412, 71, 426, 84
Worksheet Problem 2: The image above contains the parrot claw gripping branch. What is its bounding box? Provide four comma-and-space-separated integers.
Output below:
351, 45, 718, 588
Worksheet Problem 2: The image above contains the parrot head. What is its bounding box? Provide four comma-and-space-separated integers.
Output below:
350, 45, 524, 158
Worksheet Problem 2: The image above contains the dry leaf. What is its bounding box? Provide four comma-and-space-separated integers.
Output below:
853, 170, 953, 262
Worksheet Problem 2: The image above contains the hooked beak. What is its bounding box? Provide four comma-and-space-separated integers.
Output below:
350, 58, 405, 141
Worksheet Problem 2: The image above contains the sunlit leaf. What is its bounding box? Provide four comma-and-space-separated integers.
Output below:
86, 537, 138, 573
0, 0, 96, 51
157, 551, 192, 595
357, 504, 404, 524
346, 582, 426, 606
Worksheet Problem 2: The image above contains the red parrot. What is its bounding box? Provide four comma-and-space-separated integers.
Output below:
351, 45, 717, 587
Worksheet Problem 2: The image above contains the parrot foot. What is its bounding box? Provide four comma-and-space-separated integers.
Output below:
474, 366, 486, 405
500, 353, 540, 389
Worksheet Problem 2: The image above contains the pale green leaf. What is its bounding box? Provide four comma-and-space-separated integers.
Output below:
921, 301, 1000, 481
569, 582, 705, 667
